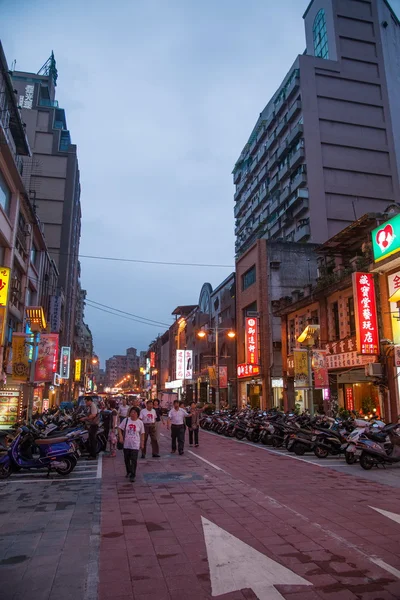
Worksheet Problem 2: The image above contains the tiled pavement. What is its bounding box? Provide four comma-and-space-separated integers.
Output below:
99, 429, 400, 600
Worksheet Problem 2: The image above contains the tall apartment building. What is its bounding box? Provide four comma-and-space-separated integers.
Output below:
233, 0, 400, 258
11, 54, 82, 349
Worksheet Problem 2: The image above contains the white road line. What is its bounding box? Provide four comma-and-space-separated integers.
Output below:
370, 558, 400, 580
188, 450, 226, 473
96, 453, 103, 478
0, 476, 99, 484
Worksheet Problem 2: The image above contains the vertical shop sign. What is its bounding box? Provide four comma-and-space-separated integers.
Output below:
11, 333, 30, 382
35, 334, 59, 382
346, 387, 354, 411
294, 349, 309, 388
388, 272, 400, 345
0, 306, 6, 345
176, 349, 185, 380
49, 295, 62, 333
219, 366, 228, 388
312, 350, 329, 389
60, 347, 71, 379
150, 352, 156, 368
185, 350, 193, 379
75, 359, 82, 382
352, 273, 379, 355
208, 366, 217, 387
245, 318, 258, 365
0, 267, 11, 306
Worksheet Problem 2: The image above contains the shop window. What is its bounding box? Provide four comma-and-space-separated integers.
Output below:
30, 244, 38, 267
331, 301, 340, 340
242, 265, 256, 290
0, 170, 11, 216
347, 296, 356, 336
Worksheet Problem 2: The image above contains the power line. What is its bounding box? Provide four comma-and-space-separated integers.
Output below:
85, 301, 169, 329
86, 299, 170, 327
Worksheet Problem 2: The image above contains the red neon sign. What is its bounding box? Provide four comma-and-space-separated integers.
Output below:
237, 363, 260, 379
352, 272, 379, 355
150, 352, 155, 368
245, 317, 258, 364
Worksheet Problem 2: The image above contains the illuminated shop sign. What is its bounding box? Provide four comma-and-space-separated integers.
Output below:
352, 273, 379, 355
237, 363, 260, 379
245, 318, 258, 365
372, 214, 400, 262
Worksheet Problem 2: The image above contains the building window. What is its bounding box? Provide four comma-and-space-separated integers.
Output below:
30, 244, 38, 266
0, 171, 11, 216
242, 265, 256, 290
348, 296, 356, 336
313, 9, 329, 59
331, 301, 340, 340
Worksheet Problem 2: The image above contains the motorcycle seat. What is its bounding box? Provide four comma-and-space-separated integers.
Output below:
35, 437, 69, 445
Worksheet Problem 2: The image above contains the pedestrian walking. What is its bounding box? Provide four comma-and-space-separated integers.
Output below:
108, 407, 118, 457
139, 400, 160, 458
80, 397, 100, 460
167, 399, 188, 455
153, 399, 162, 444
188, 402, 200, 448
118, 398, 129, 423
118, 407, 144, 482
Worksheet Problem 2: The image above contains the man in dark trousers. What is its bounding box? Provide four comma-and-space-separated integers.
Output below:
80, 397, 100, 460
167, 400, 189, 455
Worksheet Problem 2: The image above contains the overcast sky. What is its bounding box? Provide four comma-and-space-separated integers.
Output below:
2, 0, 400, 365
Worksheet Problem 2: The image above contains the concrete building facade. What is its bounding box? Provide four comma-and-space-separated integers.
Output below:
233, 0, 400, 258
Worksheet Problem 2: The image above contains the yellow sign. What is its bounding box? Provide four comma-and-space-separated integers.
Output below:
0, 306, 6, 345
12, 333, 30, 382
75, 359, 82, 382
294, 349, 309, 388
0, 267, 10, 306
208, 366, 217, 387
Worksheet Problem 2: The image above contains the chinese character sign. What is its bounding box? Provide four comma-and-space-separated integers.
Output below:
150, 352, 156, 368
219, 366, 228, 388
185, 350, 193, 379
0, 267, 10, 306
312, 350, 329, 389
346, 387, 354, 411
388, 272, 400, 344
245, 318, 259, 365
176, 349, 185, 380
49, 295, 62, 333
352, 273, 379, 355
74, 359, 82, 382
294, 349, 309, 388
60, 347, 71, 379
12, 333, 30, 382
236, 364, 260, 379
35, 334, 59, 382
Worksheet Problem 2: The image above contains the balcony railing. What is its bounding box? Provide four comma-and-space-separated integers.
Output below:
294, 222, 310, 242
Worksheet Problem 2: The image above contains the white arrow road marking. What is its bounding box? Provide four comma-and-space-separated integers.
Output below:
370, 506, 400, 525
201, 517, 312, 600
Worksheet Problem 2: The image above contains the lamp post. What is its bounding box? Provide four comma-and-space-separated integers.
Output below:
197, 326, 235, 411
25, 306, 47, 423
297, 324, 320, 417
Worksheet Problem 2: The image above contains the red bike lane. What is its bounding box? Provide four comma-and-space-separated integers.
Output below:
98, 428, 400, 600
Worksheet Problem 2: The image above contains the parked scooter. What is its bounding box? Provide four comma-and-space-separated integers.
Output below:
357, 422, 400, 470
0, 426, 78, 479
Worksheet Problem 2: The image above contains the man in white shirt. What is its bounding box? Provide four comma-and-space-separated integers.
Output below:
139, 400, 160, 458
117, 398, 129, 423
167, 399, 188, 455
118, 407, 145, 482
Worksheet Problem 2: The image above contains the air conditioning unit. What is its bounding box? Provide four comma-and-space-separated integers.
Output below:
365, 363, 383, 378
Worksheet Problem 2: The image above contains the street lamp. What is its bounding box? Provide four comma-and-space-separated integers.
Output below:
25, 306, 47, 422
297, 324, 320, 417
197, 326, 236, 411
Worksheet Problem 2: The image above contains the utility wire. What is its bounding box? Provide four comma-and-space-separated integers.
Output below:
85, 301, 169, 329
86, 299, 171, 327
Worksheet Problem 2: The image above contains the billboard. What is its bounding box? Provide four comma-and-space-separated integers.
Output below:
352, 272, 379, 355
0, 267, 10, 306
35, 334, 59, 382
176, 349, 185, 380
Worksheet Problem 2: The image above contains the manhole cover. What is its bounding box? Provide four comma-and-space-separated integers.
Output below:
143, 472, 203, 484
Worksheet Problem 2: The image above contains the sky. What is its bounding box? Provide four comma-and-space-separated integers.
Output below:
2, 0, 400, 365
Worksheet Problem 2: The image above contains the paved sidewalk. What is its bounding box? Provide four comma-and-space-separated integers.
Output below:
99, 430, 400, 600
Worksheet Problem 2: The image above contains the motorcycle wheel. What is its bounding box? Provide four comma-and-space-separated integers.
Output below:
272, 437, 283, 448
293, 443, 307, 456
0, 461, 12, 479
235, 430, 245, 441
314, 446, 329, 459
345, 451, 357, 465
251, 433, 260, 443
55, 456, 77, 476
360, 452, 375, 471
262, 435, 272, 446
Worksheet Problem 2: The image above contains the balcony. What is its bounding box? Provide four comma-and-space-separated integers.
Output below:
290, 171, 307, 192
279, 161, 290, 182
294, 222, 311, 242
289, 146, 305, 170
258, 165, 268, 183
250, 157, 258, 173
259, 186, 267, 203
270, 220, 282, 236
266, 133, 277, 152
269, 173, 279, 193
287, 123, 303, 148
293, 197, 309, 217
268, 151, 278, 171
276, 118, 288, 138
287, 100, 301, 123
280, 185, 291, 203
286, 74, 300, 101
277, 139, 290, 161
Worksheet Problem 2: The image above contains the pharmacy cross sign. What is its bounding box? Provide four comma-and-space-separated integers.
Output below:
372, 214, 400, 262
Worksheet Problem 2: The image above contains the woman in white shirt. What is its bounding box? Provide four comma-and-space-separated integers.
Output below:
117, 398, 129, 423
118, 407, 145, 482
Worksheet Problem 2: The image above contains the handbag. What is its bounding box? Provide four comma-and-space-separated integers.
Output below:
117, 418, 128, 450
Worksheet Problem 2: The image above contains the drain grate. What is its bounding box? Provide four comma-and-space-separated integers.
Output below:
142, 472, 203, 484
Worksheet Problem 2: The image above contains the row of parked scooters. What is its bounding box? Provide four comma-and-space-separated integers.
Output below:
0, 408, 108, 479
199, 409, 400, 470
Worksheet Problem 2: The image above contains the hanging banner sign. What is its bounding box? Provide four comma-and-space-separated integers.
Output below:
35, 334, 59, 382
75, 359, 82, 382
219, 366, 228, 388
60, 346, 71, 379
294, 349, 309, 388
11, 333, 30, 382
352, 272, 379, 355
208, 366, 217, 387
245, 318, 259, 364
49, 295, 62, 333
185, 350, 193, 379
176, 349, 185, 380
312, 349, 329, 389
0, 267, 10, 306
150, 352, 156, 368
